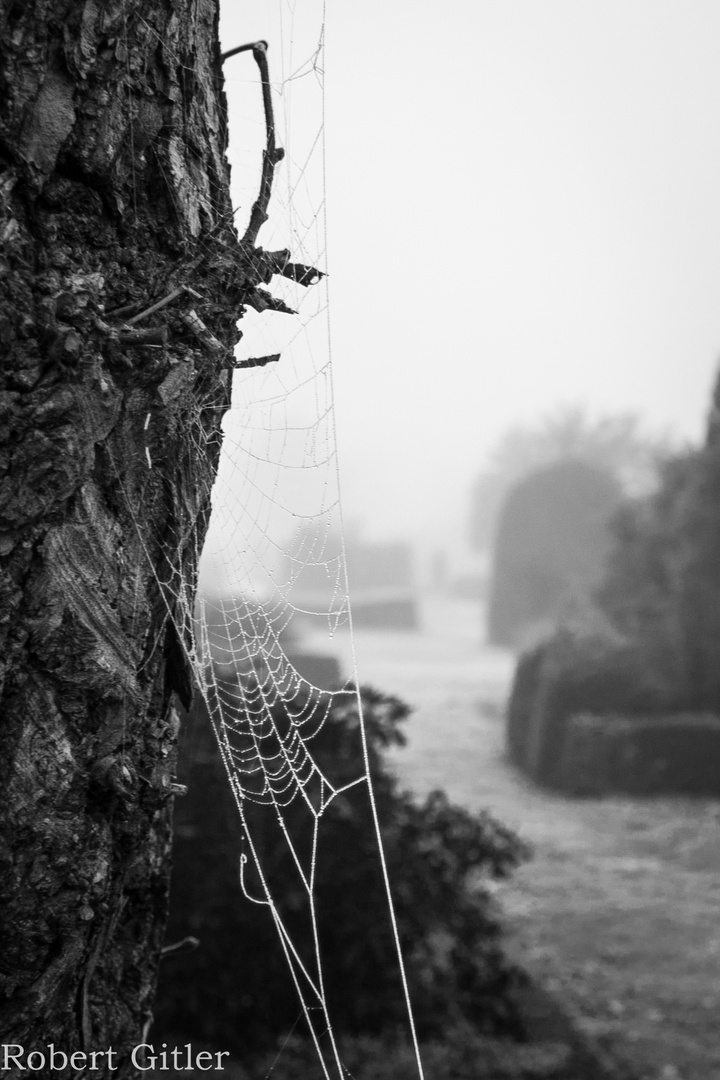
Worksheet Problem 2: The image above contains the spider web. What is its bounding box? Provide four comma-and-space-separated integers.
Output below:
146, 7, 424, 1077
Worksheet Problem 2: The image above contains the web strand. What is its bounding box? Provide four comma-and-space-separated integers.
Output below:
108, 8, 425, 1077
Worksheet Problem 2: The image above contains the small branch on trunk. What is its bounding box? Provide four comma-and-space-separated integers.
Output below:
108, 285, 204, 326
125, 288, 184, 326
234, 353, 281, 370
249, 247, 325, 288
220, 40, 268, 63
161, 935, 200, 958
179, 309, 224, 354
244, 287, 296, 315
240, 43, 284, 250
221, 42, 325, 316
116, 327, 168, 349
278, 261, 325, 287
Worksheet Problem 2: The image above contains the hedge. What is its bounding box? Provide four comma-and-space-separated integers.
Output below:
558, 711, 720, 796
505, 643, 547, 768
505, 620, 669, 787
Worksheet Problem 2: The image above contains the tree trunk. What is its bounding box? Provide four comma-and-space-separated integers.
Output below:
0, 1, 260, 1071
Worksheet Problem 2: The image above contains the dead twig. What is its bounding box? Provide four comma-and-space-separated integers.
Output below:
240, 42, 284, 249
125, 288, 184, 325
116, 327, 167, 348
118, 285, 203, 327
278, 261, 325, 287
161, 935, 200, 958
244, 287, 296, 315
179, 309, 224, 354
234, 353, 281, 370
221, 40, 267, 62
252, 247, 325, 288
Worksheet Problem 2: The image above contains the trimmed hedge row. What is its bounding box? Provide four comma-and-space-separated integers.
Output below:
505, 620, 670, 788
559, 712, 720, 796
506, 619, 720, 796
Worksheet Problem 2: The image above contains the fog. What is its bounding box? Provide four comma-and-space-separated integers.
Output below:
182, 14, 720, 1072
214, 0, 720, 587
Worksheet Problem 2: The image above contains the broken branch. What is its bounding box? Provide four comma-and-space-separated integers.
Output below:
125, 288, 184, 326
234, 354, 281, 370
241, 42, 284, 249
179, 309, 224, 354
278, 261, 325, 287
161, 935, 200, 958
221, 40, 268, 63
117, 285, 202, 326
116, 327, 167, 349
244, 288, 296, 315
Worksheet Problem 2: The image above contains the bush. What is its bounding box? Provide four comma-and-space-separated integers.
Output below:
505, 642, 547, 768
155, 684, 530, 1057
249, 1026, 573, 1080
559, 711, 720, 796
505, 614, 670, 786
596, 452, 700, 703
597, 378, 720, 714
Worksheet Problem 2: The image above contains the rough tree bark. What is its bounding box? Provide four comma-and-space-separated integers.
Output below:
0, 2, 284, 1073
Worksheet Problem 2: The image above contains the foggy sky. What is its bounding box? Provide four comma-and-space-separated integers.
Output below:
218, 1, 720, 564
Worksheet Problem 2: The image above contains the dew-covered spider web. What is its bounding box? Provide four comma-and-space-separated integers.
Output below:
139, 5, 423, 1077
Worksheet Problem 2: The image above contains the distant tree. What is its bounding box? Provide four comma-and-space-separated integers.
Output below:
677, 371, 720, 709
487, 459, 622, 647
596, 452, 698, 695
469, 408, 671, 553
598, 368, 720, 711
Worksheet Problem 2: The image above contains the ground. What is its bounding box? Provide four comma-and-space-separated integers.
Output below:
352, 596, 720, 1080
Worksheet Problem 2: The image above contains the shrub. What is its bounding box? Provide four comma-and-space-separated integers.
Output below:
505, 642, 547, 768
250, 1026, 573, 1080
596, 452, 700, 703
155, 684, 530, 1057
505, 614, 670, 786
559, 711, 720, 796
597, 376, 720, 714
